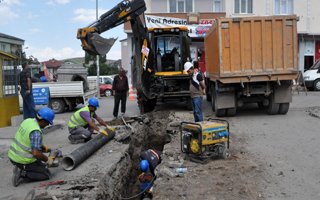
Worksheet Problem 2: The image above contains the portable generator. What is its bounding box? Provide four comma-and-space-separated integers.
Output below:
181, 119, 230, 163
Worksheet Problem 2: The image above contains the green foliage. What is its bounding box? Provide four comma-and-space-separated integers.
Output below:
85, 52, 119, 76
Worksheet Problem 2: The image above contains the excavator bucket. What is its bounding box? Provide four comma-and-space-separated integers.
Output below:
86, 33, 117, 55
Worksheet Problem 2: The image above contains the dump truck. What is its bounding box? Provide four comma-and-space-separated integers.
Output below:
205, 15, 299, 117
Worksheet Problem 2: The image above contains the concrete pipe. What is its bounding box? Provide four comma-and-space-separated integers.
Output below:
62, 129, 115, 171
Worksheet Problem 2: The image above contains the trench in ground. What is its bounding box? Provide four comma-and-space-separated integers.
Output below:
96, 111, 173, 200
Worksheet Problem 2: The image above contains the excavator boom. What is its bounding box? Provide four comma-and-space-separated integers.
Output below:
77, 0, 146, 55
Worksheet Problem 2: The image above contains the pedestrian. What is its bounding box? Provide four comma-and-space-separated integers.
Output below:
112, 67, 129, 119
67, 97, 111, 144
184, 61, 206, 122
7, 107, 56, 187
19, 62, 36, 119
138, 149, 162, 199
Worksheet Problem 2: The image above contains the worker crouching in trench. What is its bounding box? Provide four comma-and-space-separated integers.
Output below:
138, 149, 162, 199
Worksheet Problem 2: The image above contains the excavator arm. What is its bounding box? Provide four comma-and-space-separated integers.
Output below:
77, 0, 156, 113
77, 0, 146, 55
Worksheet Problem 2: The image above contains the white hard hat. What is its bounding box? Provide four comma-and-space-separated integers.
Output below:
184, 62, 193, 72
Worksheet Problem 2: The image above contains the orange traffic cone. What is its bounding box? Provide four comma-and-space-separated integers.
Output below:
129, 85, 136, 101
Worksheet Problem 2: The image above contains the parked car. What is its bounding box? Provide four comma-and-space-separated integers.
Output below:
88, 76, 114, 97
100, 83, 113, 97
303, 59, 320, 91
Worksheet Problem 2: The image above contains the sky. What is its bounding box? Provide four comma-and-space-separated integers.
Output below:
0, 0, 126, 62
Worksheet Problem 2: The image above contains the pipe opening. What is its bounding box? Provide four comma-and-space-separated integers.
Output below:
61, 156, 75, 171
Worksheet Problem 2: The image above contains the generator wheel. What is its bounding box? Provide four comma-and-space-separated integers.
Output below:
219, 143, 229, 159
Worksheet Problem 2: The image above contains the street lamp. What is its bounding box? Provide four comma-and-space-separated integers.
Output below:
19, 46, 28, 66
96, 0, 100, 98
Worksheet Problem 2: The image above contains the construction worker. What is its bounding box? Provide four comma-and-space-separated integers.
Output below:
19, 62, 36, 119
7, 107, 56, 187
140, 149, 162, 176
67, 97, 110, 144
184, 61, 205, 122
138, 149, 162, 199
138, 160, 154, 199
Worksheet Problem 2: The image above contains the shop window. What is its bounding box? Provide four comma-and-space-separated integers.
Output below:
2, 60, 19, 96
234, 0, 253, 14
275, 0, 293, 15
213, 0, 223, 12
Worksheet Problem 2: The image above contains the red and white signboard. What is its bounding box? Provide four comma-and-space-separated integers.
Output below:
145, 15, 214, 38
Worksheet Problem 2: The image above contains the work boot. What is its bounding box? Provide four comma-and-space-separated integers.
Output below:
12, 166, 23, 187
68, 135, 85, 144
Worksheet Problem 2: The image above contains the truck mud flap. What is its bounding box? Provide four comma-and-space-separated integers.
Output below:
274, 82, 292, 104
215, 92, 236, 109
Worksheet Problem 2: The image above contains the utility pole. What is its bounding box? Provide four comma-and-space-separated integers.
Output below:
96, 0, 100, 98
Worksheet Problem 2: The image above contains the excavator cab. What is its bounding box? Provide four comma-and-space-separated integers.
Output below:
150, 27, 190, 73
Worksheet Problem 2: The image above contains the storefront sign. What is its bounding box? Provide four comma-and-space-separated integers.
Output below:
145, 15, 214, 38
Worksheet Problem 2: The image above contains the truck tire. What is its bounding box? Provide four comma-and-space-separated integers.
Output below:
215, 108, 226, 117
139, 98, 157, 114
267, 97, 279, 115
206, 92, 211, 102
186, 98, 193, 110
278, 103, 290, 114
50, 99, 66, 113
226, 108, 236, 116
211, 86, 215, 111
313, 79, 320, 91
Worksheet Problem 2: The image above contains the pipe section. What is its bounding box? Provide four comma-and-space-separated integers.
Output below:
62, 129, 115, 171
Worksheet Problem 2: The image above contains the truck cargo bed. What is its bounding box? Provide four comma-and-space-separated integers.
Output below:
205, 15, 299, 83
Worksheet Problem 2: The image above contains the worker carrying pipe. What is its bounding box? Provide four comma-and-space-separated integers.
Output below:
67, 97, 114, 144
7, 107, 61, 187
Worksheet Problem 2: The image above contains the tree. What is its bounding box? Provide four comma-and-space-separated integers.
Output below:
85, 52, 119, 76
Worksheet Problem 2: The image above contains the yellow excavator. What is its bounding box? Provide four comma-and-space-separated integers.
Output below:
77, 0, 191, 113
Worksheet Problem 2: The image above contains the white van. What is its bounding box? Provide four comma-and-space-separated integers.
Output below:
87, 76, 114, 90
303, 60, 320, 91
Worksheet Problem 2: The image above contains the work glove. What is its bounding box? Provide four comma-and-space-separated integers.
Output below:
49, 149, 63, 158
46, 156, 55, 167
42, 145, 51, 153
106, 125, 115, 132
99, 129, 109, 136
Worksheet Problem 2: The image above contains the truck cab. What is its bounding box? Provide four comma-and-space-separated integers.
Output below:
303, 59, 320, 91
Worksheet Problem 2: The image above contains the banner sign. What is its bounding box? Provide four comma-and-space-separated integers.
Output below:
145, 15, 214, 38
33, 87, 50, 105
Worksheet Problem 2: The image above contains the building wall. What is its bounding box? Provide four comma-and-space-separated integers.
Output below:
194, 0, 214, 12
148, 0, 167, 12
